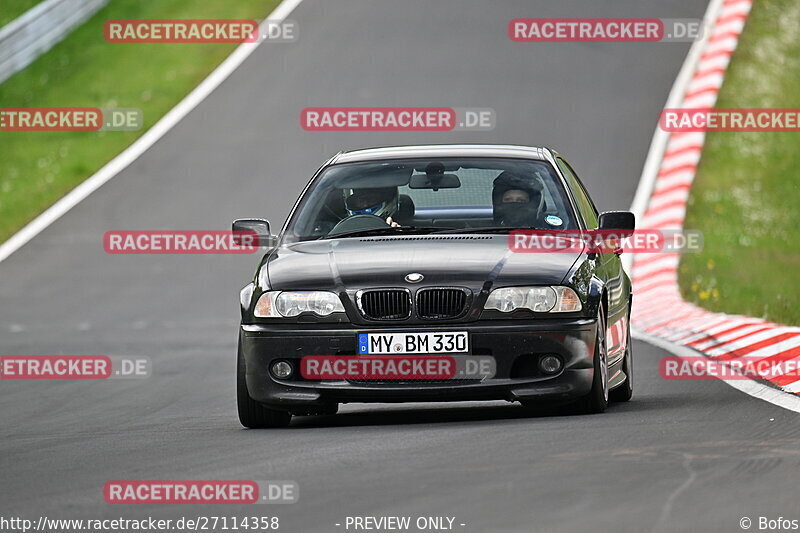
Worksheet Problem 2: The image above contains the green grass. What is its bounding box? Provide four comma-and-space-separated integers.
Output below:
0, 0, 43, 27
0, 0, 278, 242
678, 0, 800, 325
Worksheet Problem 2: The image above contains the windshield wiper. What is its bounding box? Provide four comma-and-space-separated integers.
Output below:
432, 226, 540, 234
327, 225, 456, 239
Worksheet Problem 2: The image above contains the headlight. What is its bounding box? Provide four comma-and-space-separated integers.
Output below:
240, 283, 254, 310
484, 286, 581, 313
254, 291, 345, 317
484, 287, 556, 312
551, 286, 583, 312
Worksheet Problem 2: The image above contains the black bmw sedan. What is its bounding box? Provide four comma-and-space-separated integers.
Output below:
234, 145, 634, 428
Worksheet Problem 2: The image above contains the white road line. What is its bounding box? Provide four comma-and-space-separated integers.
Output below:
650, 171, 695, 193
696, 54, 731, 72
632, 256, 680, 277
633, 329, 800, 413
676, 318, 761, 344
665, 132, 705, 153
783, 380, 800, 394
649, 189, 691, 210
738, 335, 800, 360
660, 150, 701, 172
682, 92, 719, 109
692, 324, 772, 350
706, 329, 798, 358
640, 207, 687, 228
685, 72, 725, 94
0, 0, 305, 265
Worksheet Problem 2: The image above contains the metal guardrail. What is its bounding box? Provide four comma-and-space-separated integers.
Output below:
0, 0, 108, 85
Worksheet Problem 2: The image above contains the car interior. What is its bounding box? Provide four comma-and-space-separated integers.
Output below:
297, 160, 575, 238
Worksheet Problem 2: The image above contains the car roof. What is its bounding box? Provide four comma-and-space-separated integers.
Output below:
330, 144, 557, 165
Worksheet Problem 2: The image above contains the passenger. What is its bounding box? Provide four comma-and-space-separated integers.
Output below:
491, 172, 544, 227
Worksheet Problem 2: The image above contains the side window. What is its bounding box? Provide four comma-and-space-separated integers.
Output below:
557, 158, 599, 229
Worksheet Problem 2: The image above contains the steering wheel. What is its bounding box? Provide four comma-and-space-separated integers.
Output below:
328, 214, 389, 235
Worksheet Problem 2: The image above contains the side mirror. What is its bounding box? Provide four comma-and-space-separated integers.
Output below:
232, 218, 273, 247
598, 211, 635, 234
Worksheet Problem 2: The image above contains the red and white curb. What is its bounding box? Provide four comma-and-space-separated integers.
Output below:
629, 0, 800, 401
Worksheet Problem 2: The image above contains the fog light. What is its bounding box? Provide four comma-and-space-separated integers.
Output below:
271, 360, 293, 379
539, 355, 563, 375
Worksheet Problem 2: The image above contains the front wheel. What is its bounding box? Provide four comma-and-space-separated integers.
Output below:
574, 306, 609, 414
237, 342, 292, 429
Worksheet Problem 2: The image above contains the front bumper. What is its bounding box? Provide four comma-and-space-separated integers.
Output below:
240, 318, 597, 409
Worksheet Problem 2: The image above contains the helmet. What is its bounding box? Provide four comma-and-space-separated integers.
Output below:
344, 187, 399, 219
491, 171, 544, 226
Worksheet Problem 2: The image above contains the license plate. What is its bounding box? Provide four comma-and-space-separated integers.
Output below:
358, 332, 469, 354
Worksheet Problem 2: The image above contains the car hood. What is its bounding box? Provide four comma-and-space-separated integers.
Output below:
264, 235, 583, 290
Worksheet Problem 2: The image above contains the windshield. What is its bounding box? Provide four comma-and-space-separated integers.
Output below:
285, 157, 578, 240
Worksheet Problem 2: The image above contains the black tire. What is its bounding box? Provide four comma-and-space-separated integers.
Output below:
609, 325, 633, 402
574, 305, 609, 414
237, 342, 291, 429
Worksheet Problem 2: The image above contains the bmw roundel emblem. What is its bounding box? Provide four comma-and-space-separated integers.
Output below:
405, 272, 424, 283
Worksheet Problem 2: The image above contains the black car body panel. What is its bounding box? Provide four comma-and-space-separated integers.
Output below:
237, 145, 633, 411
265, 237, 581, 292
240, 318, 596, 406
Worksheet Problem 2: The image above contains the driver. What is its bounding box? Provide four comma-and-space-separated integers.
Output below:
344, 187, 401, 227
491, 171, 544, 227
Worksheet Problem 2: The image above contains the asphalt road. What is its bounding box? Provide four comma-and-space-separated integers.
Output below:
2, 1, 799, 532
